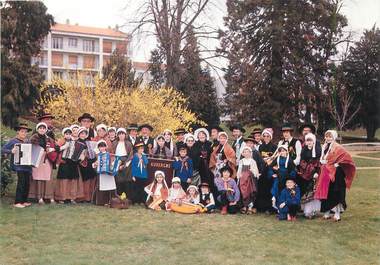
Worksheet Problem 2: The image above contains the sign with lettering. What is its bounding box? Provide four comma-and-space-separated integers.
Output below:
147, 158, 175, 186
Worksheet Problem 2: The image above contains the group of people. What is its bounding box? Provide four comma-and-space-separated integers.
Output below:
3, 112, 356, 221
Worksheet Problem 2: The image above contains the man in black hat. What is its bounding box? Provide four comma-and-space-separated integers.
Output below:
251, 128, 262, 150
174, 128, 187, 151
78, 113, 96, 140
138, 124, 154, 155
127, 123, 139, 152
230, 124, 246, 164
2, 123, 33, 208
37, 112, 56, 140
209, 125, 223, 151
278, 123, 302, 166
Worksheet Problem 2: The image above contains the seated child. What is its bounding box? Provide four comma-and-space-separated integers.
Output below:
172, 145, 193, 191
268, 145, 296, 211
199, 182, 216, 213
166, 177, 186, 211
144, 170, 169, 211
170, 184, 204, 214
185, 185, 200, 204
237, 146, 260, 214
278, 178, 301, 221
93, 140, 116, 206
214, 166, 240, 214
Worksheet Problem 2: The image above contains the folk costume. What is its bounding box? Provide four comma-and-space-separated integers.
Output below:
230, 124, 246, 165
199, 183, 216, 212
237, 147, 260, 213
131, 142, 149, 204
77, 113, 97, 140
28, 123, 56, 203
296, 133, 322, 218
314, 130, 356, 221
172, 154, 193, 191
174, 128, 187, 153
144, 171, 169, 210
214, 169, 240, 214
193, 128, 213, 188
278, 124, 302, 166
138, 124, 154, 156
152, 135, 173, 159
256, 128, 277, 212
278, 180, 301, 221
209, 132, 237, 179
54, 128, 86, 202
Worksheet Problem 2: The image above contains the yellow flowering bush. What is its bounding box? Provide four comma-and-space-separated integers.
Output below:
37, 76, 203, 134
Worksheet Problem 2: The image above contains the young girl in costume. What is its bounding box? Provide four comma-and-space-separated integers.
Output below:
166, 177, 186, 211
214, 166, 240, 214
131, 141, 149, 204
144, 170, 169, 211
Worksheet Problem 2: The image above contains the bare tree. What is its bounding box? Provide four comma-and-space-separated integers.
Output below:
126, 0, 221, 88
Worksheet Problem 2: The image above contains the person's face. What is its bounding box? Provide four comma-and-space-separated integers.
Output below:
37, 126, 47, 135
17, 129, 28, 140
176, 133, 185, 142
280, 148, 287, 157
41, 118, 52, 127
141, 128, 150, 136
232, 129, 242, 139
211, 129, 218, 139
179, 149, 187, 157
188, 188, 196, 196
253, 133, 261, 142
242, 149, 251, 158
72, 128, 79, 138
262, 133, 271, 144
325, 133, 333, 143
198, 132, 206, 142
97, 128, 106, 138
137, 146, 144, 154
186, 137, 195, 147
306, 138, 314, 149
109, 131, 116, 139
245, 141, 254, 148
282, 130, 291, 139
64, 132, 72, 140
157, 138, 165, 147
79, 132, 87, 140
286, 180, 295, 189
164, 132, 171, 142
99, 146, 107, 152
222, 170, 231, 180
173, 182, 181, 189
219, 135, 227, 145
129, 129, 137, 137
81, 118, 91, 129
302, 127, 312, 136
156, 175, 164, 183
201, 187, 209, 194
118, 133, 126, 141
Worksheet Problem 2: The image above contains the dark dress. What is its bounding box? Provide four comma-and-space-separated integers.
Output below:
296, 145, 321, 197
256, 141, 277, 212
193, 140, 213, 186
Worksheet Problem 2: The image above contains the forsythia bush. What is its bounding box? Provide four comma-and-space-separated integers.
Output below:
37, 76, 203, 134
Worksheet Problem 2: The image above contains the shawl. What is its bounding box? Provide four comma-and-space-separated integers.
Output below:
209, 143, 237, 178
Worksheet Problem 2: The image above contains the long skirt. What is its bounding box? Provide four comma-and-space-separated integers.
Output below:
239, 169, 257, 207
321, 167, 347, 212
55, 160, 84, 201
255, 167, 273, 212
29, 179, 55, 200
115, 163, 133, 198
79, 178, 96, 202
93, 175, 115, 206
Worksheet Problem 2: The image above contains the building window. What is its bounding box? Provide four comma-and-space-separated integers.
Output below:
68, 55, 78, 68
68, 38, 78, 47
52, 37, 63, 49
52, 71, 63, 79
83, 39, 95, 52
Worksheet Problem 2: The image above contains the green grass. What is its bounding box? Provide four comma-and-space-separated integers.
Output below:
353, 157, 380, 168
357, 152, 380, 159
1, 168, 379, 265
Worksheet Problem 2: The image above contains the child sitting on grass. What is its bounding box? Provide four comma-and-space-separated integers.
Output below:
278, 178, 301, 221
166, 177, 186, 211
144, 170, 169, 211
199, 183, 216, 213
214, 166, 240, 214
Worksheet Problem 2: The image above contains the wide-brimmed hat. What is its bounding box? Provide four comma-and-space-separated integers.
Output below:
37, 112, 55, 121
138, 124, 153, 132
174, 128, 187, 135
78, 113, 95, 122
229, 124, 246, 133
298, 123, 316, 134
200, 182, 210, 188
127, 123, 139, 131
281, 123, 294, 132
134, 140, 145, 148
251, 128, 262, 135
14, 123, 32, 132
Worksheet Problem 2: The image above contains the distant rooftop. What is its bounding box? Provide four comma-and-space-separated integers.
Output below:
51, 22, 129, 39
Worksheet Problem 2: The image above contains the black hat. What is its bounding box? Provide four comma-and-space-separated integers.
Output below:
14, 123, 32, 132
244, 136, 256, 143
208, 125, 223, 133
219, 166, 233, 176
177, 143, 188, 151
281, 123, 294, 132
200, 182, 210, 188
78, 113, 95, 122
251, 128, 262, 135
285, 177, 296, 183
298, 123, 316, 134
37, 112, 55, 121
174, 128, 187, 135
134, 140, 145, 148
138, 124, 153, 132
189, 123, 201, 133
127, 123, 139, 131
229, 124, 246, 133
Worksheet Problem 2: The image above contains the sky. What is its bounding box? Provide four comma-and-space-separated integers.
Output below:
43, 0, 380, 74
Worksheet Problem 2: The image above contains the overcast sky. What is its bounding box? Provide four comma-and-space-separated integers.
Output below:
43, 0, 380, 72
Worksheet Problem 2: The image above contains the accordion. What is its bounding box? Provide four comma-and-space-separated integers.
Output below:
62, 141, 86, 162
13, 143, 44, 167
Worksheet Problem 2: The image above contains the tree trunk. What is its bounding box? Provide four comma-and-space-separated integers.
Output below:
366, 122, 376, 141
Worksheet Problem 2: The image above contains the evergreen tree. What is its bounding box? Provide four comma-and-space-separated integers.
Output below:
102, 48, 142, 89
1, 1, 54, 127
220, 0, 347, 129
178, 28, 220, 126
148, 48, 165, 88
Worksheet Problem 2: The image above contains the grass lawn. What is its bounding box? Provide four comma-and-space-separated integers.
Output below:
357, 152, 380, 159
353, 157, 380, 168
1, 169, 379, 265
